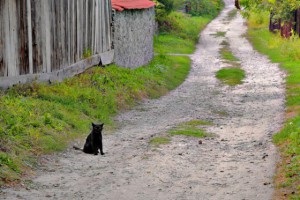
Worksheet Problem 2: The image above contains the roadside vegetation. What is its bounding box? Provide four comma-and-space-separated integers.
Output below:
246, 10, 300, 200
0, 0, 223, 187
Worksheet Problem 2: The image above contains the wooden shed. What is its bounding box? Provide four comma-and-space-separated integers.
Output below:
0, 0, 114, 89
112, 0, 155, 68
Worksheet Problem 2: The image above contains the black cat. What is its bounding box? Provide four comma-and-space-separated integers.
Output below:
73, 123, 105, 155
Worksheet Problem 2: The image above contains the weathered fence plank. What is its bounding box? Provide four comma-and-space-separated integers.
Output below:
0, 1, 5, 76
0, 0, 113, 89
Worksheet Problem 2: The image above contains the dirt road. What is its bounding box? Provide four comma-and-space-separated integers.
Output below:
2, 1, 285, 199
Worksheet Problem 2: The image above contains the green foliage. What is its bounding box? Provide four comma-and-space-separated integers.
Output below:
154, 0, 174, 23
247, 12, 300, 199
157, 0, 223, 33
154, 12, 212, 54
188, 0, 224, 17
241, 0, 300, 22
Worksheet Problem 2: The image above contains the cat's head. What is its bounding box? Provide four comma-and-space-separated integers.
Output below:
92, 122, 104, 133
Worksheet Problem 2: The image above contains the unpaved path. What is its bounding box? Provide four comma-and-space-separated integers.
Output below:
2, 1, 285, 199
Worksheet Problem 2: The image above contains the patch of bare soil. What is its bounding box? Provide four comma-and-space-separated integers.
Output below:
1, 1, 285, 199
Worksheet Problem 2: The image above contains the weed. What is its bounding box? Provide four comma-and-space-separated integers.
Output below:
168, 119, 213, 138
83, 48, 92, 59
216, 67, 245, 86
220, 46, 239, 62
149, 136, 171, 147
212, 31, 227, 37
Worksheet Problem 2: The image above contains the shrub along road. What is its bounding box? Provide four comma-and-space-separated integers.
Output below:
2, 0, 285, 199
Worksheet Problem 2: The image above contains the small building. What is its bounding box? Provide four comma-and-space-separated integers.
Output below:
112, 0, 155, 68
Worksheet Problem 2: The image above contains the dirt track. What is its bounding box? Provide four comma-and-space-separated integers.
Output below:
2, 1, 286, 199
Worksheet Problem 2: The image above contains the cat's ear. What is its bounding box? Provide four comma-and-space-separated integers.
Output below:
92, 122, 95, 127
100, 123, 104, 127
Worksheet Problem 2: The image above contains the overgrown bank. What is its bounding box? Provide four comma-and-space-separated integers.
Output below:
0, 3, 223, 187
246, 11, 300, 199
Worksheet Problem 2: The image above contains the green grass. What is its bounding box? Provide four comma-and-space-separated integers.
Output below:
149, 136, 171, 147
220, 46, 240, 62
168, 120, 213, 138
211, 31, 227, 37
247, 11, 300, 199
154, 12, 214, 54
216, 67, 245, 86
0, 8, 223, 186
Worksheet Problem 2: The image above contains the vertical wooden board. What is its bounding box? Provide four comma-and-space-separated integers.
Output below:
89, 0, 93, 52
0, 1, 5, 76
103, 0, 108, 52
70, 0, 75, 64
59, 0, 66, 69
40, 0, 51, 73
83, 0, 88, 50
94, 0, 99, 54
66, 0, 71, 66
107, 0, 112, 50
105, 0, 110, 51
51, 0, 57, 71
5, 0, 19, 77
96, 0, 105, 53
70, 0, 76, 63
16, 0, 29, 75
50, 0, 62, 71
31, 0, 43, 74
77, 0, 83, 60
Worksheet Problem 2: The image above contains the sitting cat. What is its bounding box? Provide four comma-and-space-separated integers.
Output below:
73, 123, 105, 155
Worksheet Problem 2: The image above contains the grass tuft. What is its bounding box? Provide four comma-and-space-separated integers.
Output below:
168, 120, 213, 138
149, 136, 171, 147
216, 67, 245, 86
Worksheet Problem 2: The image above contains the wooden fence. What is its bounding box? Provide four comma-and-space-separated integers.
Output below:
0, 0, 114, 88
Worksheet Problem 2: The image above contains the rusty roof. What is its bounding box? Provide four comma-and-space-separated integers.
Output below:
112, 0, 155, 11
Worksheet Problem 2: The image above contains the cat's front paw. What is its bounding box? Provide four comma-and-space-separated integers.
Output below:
101, 152, 105, 155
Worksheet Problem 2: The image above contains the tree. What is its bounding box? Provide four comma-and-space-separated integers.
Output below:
241, 0, 300, 37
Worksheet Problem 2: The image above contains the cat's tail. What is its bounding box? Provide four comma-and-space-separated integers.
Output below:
73, 145, 83, 151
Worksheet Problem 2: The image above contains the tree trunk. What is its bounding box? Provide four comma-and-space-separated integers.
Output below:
235, 0, 240, 10
281, 21, 293, 38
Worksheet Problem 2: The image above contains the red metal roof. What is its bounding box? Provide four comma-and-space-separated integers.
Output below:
112, 0, 155, 11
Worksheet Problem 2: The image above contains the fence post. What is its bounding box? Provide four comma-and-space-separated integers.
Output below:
41, 1, 51, 73
27, 0, 33, 74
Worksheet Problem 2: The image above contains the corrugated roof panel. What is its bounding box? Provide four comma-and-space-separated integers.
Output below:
112, 0, 155, 11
